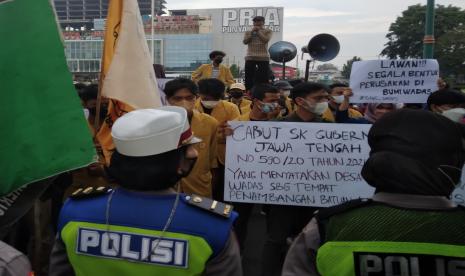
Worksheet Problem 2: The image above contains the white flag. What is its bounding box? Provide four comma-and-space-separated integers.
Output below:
101, 0, 161, 109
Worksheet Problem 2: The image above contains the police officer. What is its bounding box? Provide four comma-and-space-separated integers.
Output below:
49, 106, 242, 276
282, 109, 465, 275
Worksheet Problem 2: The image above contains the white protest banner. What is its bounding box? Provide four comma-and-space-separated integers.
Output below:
225, 121, 375, 207
225, 121, 465, 207
350, 59, 439, 103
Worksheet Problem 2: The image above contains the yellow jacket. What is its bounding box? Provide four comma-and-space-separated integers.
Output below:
195, 99, 240, 165
229, 98, 252, 115
322, 107, 363, 122
191, 64, 235, 86
180, 111, 218, 198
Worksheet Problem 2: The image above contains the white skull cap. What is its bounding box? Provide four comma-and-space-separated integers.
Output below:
111, 106, 201, 157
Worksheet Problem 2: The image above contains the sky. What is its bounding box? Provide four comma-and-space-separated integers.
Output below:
165, 0, 465, 69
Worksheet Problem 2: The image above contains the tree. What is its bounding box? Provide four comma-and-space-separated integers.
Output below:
317, 63, 338, 71
381, 4, 465, 76
230, 64, 240, 78
435, 25, 465, 77
341, 56, 362, 79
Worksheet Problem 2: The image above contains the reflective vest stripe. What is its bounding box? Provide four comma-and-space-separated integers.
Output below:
61, 221, 213, 276
316, 241, 465, 276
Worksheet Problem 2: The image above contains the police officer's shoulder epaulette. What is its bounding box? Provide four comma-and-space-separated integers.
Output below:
185, 194, 233, 218
314, 198, 372, 222
69, 186, 112, 200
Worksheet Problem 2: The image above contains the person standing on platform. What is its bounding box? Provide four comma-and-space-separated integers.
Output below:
243, 16, 273, 91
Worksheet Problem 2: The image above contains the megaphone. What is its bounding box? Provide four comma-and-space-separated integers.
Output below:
306, 33, 340, 62
268, 41, 297, 79
301, 33, 340, 81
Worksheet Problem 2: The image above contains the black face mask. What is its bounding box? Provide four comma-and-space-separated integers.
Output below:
229, 91, 243, 99
214, 57, 223, 64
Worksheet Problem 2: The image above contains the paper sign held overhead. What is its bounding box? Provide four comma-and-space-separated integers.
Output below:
350, 59, 439, 103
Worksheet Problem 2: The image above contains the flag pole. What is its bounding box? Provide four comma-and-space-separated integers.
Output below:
94, 76, 104, 135
151, 0, 155, 63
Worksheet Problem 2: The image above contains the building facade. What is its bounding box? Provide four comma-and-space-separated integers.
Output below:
56, 5, 283, 77
183, 7, 283, 68
54, 0, 166, 29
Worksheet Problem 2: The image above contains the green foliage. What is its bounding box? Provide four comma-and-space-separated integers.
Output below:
341, 56, 362, 79
230, 64, 240, 78
381, 4, 465, 76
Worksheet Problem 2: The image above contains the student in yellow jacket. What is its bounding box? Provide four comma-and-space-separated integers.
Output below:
322, 83, 362, 122
164, 78, 219, 198
192, 51, 235, 87
194, 78, 240, 200
227, 82, 252, 115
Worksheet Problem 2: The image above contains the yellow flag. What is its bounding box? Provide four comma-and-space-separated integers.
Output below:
96, 0, 160, 165
100, 0, 123, 79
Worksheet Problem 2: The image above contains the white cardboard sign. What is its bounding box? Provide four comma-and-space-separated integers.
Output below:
225, 121, 375, 207
225, 121, 465, 207
350, 59, 439, 103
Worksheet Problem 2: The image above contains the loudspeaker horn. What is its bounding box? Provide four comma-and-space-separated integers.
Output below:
306, 33, 340, 62
269, 41, 297, 63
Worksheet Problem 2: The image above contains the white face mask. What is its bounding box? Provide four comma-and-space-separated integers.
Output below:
302, 99, 328, 115
83, 108, 90, 120
282, 90, 291, 97
201, 100, 220, 109
441, 108, 465, 123
332, 95, 344, 104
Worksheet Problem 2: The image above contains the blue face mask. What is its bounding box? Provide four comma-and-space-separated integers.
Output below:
260, 102, 278, 113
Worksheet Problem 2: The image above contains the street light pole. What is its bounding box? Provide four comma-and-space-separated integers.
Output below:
423, 0, 435, 58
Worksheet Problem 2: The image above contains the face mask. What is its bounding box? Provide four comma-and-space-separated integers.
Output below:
83, 108, 90, 120
441, 108, 465, 123
332, 95, 344, 104
260, 102, 279, 114
173, 100, 195, 114
302, 99, 328, 115
282, 90, 291, 97
230, 91, 243, 99
201, 100, 220, 109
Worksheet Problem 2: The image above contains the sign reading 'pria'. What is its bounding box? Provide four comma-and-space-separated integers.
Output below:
77, 228, 188, 267
222, 8, 281, 33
